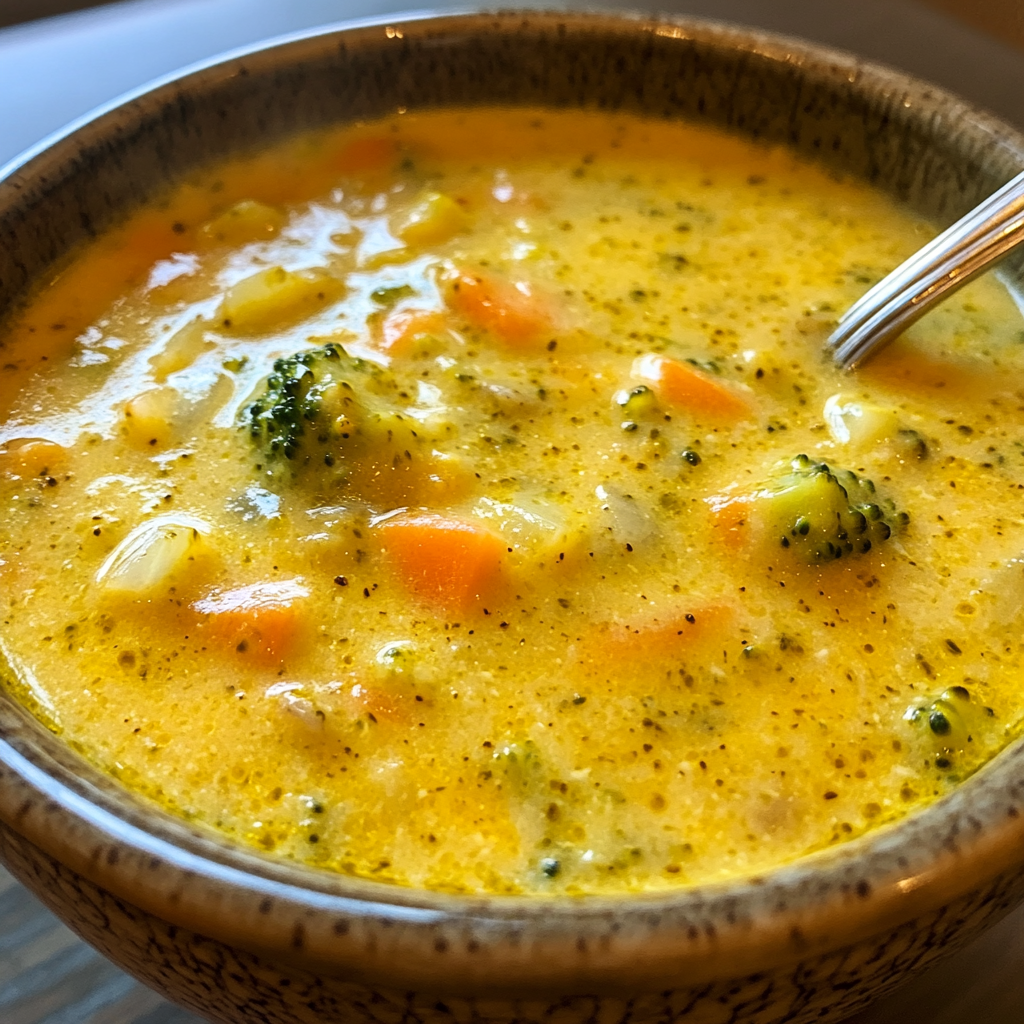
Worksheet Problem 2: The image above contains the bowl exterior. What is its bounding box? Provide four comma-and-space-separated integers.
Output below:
5, 821, 1024, 1024
3, 10, 1024, 1024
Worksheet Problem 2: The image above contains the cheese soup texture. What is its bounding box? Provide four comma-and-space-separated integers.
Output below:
1, 110, 1023, 895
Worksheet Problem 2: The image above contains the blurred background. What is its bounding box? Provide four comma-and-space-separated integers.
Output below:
1, 0, 1023, 1022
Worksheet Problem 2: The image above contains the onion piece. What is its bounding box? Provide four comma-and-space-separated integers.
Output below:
96, 514, 210, 595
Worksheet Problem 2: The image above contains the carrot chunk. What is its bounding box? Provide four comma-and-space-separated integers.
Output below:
376, 511, 505, 612
445, 268, 552, 349
632, 353, 753, 421
193, 578, 308, 663
376, 308, 448, 356
705, 493, 755, 550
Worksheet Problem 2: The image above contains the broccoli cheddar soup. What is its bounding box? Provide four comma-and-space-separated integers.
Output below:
2, 109, 1023, 895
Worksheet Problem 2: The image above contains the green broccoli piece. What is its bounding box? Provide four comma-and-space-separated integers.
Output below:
244, 342, 418, 472
904, 685, 996, 769
762, 454, 903, 563
245, 343, 362, 463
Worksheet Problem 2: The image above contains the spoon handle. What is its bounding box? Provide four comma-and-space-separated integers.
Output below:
828, 170, 1024, 369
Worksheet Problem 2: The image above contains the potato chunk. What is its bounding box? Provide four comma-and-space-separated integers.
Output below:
122, 386, 181, 448
823, 394, 900, 445
0, 438, 66, 479
393, 192, 468, 247
201, 200, 285, 246
150, 318, 214, 381
219, 266, 341, 332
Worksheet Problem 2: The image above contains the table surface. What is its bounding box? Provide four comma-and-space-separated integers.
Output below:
1, 0, 1023, 1021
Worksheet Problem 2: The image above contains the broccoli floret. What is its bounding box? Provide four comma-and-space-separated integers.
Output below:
245, 342, 421, 476
245, 343, 362, 462
762, 454, 903, 563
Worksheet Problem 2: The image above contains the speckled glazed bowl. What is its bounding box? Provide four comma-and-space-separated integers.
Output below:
2, 11, 1024, 1024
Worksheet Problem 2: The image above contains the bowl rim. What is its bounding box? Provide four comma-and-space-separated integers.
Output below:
2, 6, 1024, 994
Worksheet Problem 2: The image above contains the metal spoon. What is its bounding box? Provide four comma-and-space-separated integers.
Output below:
827, 170, 1024, 370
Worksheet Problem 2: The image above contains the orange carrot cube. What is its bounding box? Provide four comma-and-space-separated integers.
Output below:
193, 578, 309, 663
632, 353, 753, 422
376, 511, 505, 612
446, 268, 553, 349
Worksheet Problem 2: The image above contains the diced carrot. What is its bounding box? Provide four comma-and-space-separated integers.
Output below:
632, 353, 753, 422
376, 511, 505, 612
375, 308, 449, 356
445, 268, 553, 349
193, 578, 309, 663
330, 137, 396, 177
705, 493, 754, 550
597, 604, 734, 663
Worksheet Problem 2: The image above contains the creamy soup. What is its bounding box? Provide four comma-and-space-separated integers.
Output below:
1, 109, 1023, 895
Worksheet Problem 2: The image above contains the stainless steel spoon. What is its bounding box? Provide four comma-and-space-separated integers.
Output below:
827, 170, 1024, 369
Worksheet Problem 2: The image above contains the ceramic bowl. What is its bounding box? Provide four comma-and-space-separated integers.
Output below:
3, 11, 1024, 1024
